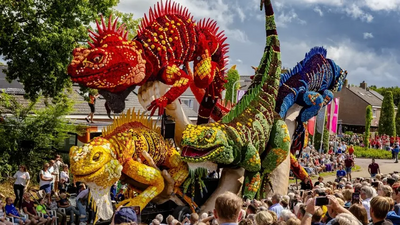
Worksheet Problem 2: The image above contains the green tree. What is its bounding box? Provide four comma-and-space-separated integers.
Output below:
378, 91, 396, 137
370, 86, 400, 107
0, 0, 122, 101
396, 102, 400, 137
365, 105, 373, 148
0, 92, 84, 182
224, 65, 240, 105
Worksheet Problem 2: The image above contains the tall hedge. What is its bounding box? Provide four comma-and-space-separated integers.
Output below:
224, 65, 240, 105
378, 91, 396, 137
365, 105, 373, 148
396, 102, 400, 136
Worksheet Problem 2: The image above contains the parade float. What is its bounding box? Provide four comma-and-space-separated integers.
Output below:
68, 0, 347, 223
68, 0, 230, 124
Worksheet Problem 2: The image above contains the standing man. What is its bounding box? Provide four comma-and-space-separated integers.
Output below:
368, 158, 380, 178
269, 194, 284, 219
394, 144, 399, 163
344, 154, 355, 181
85, 90, 99, 123
53, 155, 63, 192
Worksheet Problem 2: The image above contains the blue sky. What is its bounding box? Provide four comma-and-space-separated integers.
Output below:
116, 0, 400, 88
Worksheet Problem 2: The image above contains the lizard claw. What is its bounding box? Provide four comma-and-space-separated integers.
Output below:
147, 98, 168, 116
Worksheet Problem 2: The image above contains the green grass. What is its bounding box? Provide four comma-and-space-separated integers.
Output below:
289, 165, 361, 183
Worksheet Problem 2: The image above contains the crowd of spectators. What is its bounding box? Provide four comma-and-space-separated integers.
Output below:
144, 170, 400, 225
0, 154, 91, 225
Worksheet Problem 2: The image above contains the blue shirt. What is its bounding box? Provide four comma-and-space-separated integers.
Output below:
269, 203, 284, 219
5, 204, 20, 217
394, 146, 400, 154
336, 170, 346, 178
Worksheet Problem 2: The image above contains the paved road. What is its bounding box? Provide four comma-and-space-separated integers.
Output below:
311, 158, 399, 183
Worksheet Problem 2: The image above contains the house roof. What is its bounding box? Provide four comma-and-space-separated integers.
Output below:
0, 65, 25, 91
369, 90, 384, 101
348, 86, 383, 107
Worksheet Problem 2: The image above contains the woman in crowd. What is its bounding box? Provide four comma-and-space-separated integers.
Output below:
13, 165, 30, 209
59, 164, 70, 191
39, 163, 53, 204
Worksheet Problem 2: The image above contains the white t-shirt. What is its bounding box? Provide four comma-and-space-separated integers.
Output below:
39, 170, 53, 187
60, 171, 69, 182
13, 171, 30, 186
48, 167, 55, 183
362, 198, 371, 220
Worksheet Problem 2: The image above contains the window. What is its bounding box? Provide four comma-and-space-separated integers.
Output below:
181, 99, 194, 109
373, 109, 377, 118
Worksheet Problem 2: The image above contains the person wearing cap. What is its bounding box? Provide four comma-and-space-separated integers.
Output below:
112, 207, 138, 225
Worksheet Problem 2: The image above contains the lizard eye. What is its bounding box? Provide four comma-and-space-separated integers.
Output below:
92, 152, 102, 162
206, 133, 212, 139
93, 55, 103, 63
90, 54, 103, 63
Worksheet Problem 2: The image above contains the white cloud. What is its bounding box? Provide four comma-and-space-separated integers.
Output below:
314, 6, 324, 16
363, 32, 374, 39
276, 9, 307, 27
280, 39, 400, 87
363, 0, 400, 11
116, 0, 250, 43
236, 6, 246, 22
344, 4, 374, 22
236, 59, 243, 63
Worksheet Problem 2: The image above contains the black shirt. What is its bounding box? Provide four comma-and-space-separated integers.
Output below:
300, 181, 312, 190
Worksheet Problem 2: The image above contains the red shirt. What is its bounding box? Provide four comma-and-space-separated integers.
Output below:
348, 147, 354, 155
22, 200, 35, 215
345, 158, 354, 168
369, 163, 379, 174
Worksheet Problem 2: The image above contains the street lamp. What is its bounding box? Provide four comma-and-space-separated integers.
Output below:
231, 79, 252, 104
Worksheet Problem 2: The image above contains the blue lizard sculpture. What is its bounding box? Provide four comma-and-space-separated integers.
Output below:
275, 47, 348, 154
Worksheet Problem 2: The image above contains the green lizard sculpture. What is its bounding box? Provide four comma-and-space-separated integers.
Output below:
181, 0, 290, 200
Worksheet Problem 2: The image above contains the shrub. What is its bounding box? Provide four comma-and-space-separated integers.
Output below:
353, 146, 392, 159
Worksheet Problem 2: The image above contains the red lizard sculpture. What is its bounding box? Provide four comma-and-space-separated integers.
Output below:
67, 0, 229, 124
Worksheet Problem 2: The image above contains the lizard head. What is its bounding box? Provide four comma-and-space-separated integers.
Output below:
180, 123, 236, 165
68, 15, 147, 93
69, 137, 122, 189
70, 136, 123, 221
327, 59, 348, 92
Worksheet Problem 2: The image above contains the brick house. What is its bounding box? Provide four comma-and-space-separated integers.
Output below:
334, 81, 396, 133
